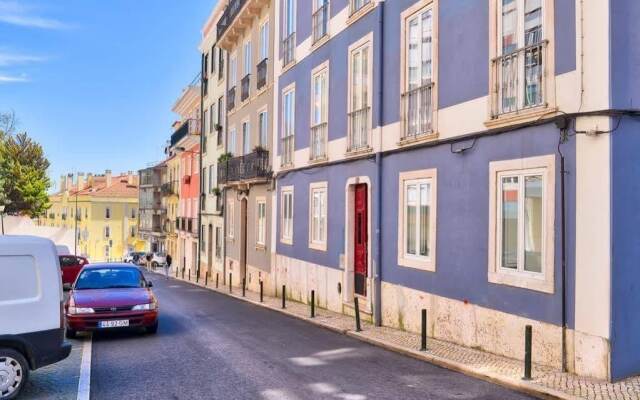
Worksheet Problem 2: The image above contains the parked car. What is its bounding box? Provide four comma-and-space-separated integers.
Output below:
65, 263, 158, 338
59, 255, 89, 288
123, 251, 146, 264
0, 236, 72, 400
149, 252, 166, 268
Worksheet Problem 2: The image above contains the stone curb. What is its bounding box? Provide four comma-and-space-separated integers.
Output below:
162, 271, 581, 400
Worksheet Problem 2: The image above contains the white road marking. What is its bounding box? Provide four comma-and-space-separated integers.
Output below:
76, 335, 92, 400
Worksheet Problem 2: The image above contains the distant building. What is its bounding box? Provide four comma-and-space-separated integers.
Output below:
138, 162, 167, 253
44, 171, 141, 261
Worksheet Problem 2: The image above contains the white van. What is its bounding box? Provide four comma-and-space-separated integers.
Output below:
0, 236, 72, 399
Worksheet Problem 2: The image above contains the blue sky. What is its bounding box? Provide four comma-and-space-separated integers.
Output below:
0, 0, 216, 191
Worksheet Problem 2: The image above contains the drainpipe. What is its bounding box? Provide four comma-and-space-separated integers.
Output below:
556, 120, 569, 373
373, 2, 385, 327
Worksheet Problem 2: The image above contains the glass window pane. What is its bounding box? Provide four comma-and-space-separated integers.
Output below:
406, 184, 417, 255
421, 10, 432, 84
524, 175, 543, 273
501, 176, 518, 269
419, 183, 430, 257
502, 0, 518, 54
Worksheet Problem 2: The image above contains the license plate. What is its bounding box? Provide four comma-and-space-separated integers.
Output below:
98, 320, 129, 328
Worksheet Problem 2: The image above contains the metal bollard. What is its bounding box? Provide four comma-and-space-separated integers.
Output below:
310, 290, 315, 318
523, 325, 532, 380
205, 272, 208, 286
216, 273, 219, 288
182, 268, 184, 279
420, 309, 427, 351
259, 281, 263, 303
229, 273, 232, 293
196, 269, 200, 282
354, 297, 362, 332
188, 270, 191, 281
282, 285, 286, 309
242, 278, 246, 297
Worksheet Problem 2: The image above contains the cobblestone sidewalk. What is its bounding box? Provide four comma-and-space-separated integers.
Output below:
167, 271, 640, 400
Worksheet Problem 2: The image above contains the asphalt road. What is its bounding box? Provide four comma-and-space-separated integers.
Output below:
80, 272, 534, 400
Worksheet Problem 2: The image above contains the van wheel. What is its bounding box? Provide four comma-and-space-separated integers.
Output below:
0, 348, 29, 400
65, 329, 77, 339
146, 322, 158, 334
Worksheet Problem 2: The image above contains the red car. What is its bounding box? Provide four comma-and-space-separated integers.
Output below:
59, 255, 89, 287
65, 263, 158, 338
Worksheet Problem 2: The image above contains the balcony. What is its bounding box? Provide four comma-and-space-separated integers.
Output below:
310, 122, 327, 161
216, 0, 247, 41
227, 86, 236, 111
347, 106, 371, 152
161, 181, 179, 195
490, 40, 548, 118
282, 33, 296, 66
170, 119, 201, 147
241, 74, 251, 102
401, 82, 434, 142
218, 150, 271, 184
312, 2, 329, 44
257, 58, 268, 90
216, 0, 270, 50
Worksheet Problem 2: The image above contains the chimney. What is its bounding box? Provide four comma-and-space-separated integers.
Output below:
59, 175, 66, 192
105, 170, 112, 187
127, 171, 135, 185
77, 173, 86, 191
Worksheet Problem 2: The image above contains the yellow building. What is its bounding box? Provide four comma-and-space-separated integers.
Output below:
163, 154, 180, 263
44, 171, 142, 261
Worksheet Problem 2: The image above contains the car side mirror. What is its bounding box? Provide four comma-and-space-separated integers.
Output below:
147, 281, 153, 288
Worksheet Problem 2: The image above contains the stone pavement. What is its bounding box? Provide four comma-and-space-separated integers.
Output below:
162, 269, 640, 400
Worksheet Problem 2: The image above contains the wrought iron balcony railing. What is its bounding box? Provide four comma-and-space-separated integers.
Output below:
170, 119, 201, 146
283, 33, 296, 66
227, 86, 236, 111
490, 40, 547, 118
161, 181, 179, 195
313, 2, 329, 43
241, 74, 250, 102
257, 58, 268, 90
218, 150, 271, 184
310, 122, 327, 161
347, 106, 371, 152
401, 82, 434, 141
216, 0, 247, 39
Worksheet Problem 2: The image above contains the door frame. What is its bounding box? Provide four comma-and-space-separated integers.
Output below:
343, 176, 372, 311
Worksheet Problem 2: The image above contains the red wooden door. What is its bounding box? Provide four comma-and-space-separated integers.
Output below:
354, 184, 368, 296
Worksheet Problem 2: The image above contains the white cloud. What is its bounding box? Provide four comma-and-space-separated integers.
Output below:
0, 73, 29, 83
0, 1, 68, 30
0, 52, 47, 67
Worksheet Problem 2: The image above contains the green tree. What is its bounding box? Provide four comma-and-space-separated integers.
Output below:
0, 131, 52, 217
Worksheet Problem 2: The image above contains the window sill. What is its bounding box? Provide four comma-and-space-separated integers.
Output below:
310, 34, 331, 53
255, 244, 267, 252
485, 105, 558, 129
488, 270, 554, 294
280, 238, 293, 246
309, 241, 327, 252
308, 156, 328, 165
281, 60, 297, 75
347, 2, 376, 26
397, 131, 439, 147
280, 162, 295, 171
345, 146, 373, 158
398, 255, 436, 272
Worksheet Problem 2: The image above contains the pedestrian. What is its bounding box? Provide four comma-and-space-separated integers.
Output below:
164, 254, 172, 279
145, 253, 152, 271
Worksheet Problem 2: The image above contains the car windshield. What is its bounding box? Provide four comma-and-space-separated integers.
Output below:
74, 267, 145, 290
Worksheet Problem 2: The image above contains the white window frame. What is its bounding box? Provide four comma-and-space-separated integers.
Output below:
488, 154, 555, 293
397, 169, 437, 272
242, 119, 251, 155
229, 52, 237, 88
243, 40, 252, 76
227, 199, 235, 239
487, 0, 555, 124
258, 107, 268, 148
310, 61, 329, 160
308, 182, 328, 251
347, 33, 373, 152
281, 84, 296, 166
280, 186, 294, 245
283, 0, 296, 37
260, 20, 270, 61
256, 197, 267, 247
228, 126, 237, 155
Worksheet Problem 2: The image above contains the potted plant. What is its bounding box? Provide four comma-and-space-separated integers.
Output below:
212, 187, 222, 197
218, 152, 233, 163
214, 123, 223, 132
253, 145, 267, 154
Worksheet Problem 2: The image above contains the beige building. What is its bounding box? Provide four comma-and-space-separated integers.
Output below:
198, 2, 227, 280
216, 0, 275, 290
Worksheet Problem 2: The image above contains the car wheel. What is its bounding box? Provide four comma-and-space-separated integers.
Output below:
65, 329, 77, 339
0, 348, 29, 400
146, 322, 158, 335
151, 262, 158, 268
